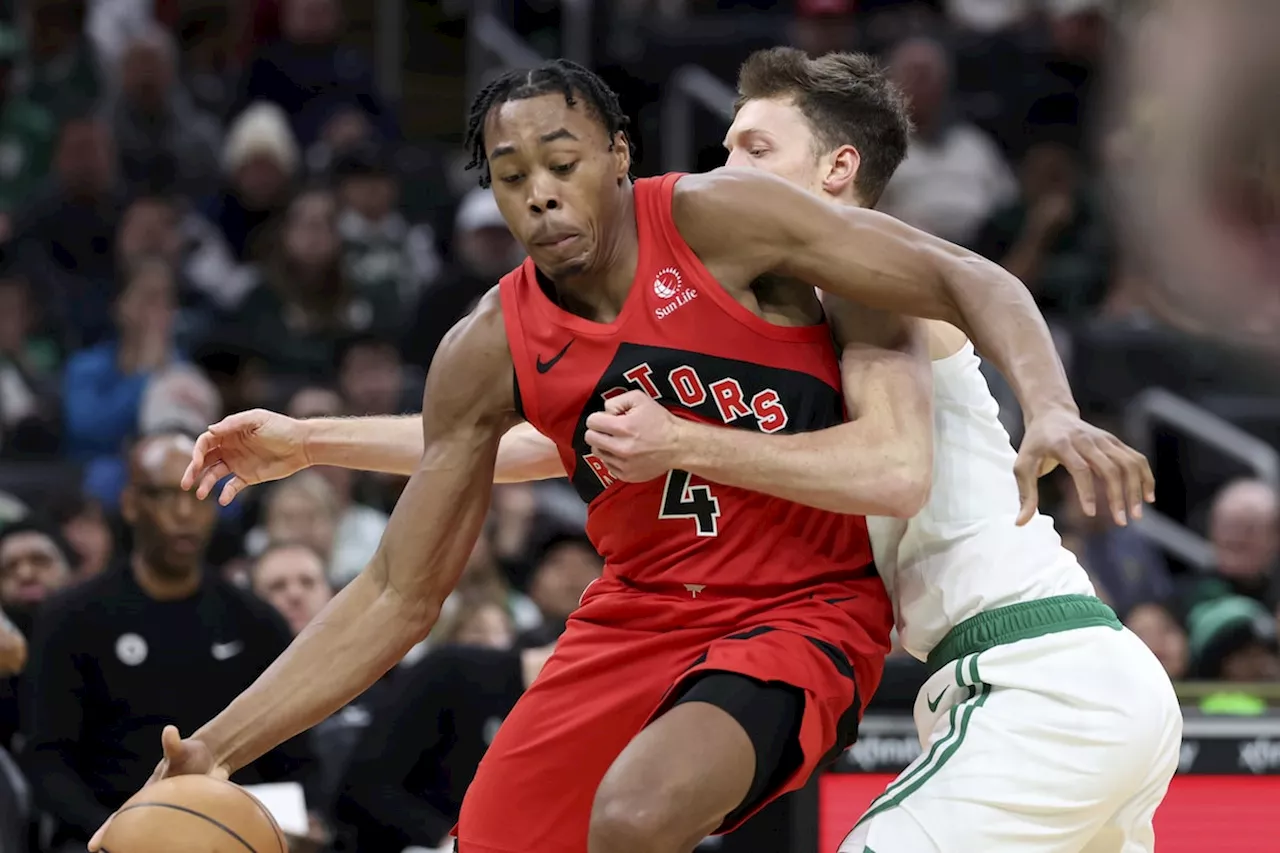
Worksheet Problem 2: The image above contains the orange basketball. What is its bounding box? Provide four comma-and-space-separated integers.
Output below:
100, 776, 287, 853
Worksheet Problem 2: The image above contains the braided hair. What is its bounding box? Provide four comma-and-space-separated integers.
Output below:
464, 59, 633, 188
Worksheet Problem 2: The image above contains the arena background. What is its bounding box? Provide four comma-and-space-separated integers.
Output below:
0, 1, 1278, 852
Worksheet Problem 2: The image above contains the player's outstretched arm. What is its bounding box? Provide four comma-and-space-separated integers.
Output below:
585, 302, 933, 517
182, 412, 563, 505
673, 169, 1154, 524
169, 291, 517, 779
291, 417, 560, 484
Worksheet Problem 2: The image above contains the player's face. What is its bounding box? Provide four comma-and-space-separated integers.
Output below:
484, 94, 631, 280
724, 97, 827, 196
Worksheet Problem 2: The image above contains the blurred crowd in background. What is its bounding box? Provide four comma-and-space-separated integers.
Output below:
0, 0, 1272, 851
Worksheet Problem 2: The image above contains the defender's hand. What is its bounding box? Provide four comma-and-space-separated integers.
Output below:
0, 614, 25, 676
584, 391, 685, 483
1015, 410, 1155, 527
182, 410, 311, 505
89, 726, 230, 851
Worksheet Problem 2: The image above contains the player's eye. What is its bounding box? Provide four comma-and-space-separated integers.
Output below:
749, 148, 768, 158
551, 161, 578, 175
498, 173, 523, 185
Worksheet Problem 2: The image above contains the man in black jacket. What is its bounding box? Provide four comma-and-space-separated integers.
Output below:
333, 641, 556, 852
21, 432, 317, 851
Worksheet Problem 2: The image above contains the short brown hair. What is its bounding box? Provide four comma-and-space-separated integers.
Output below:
736, 47, 911, 205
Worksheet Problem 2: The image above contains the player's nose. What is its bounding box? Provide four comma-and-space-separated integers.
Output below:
526, 173, 562, 214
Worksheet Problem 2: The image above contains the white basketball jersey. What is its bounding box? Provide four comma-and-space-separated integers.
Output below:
866, 341, 1097, 662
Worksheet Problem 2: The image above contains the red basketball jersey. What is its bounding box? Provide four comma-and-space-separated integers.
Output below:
500, 173, 875, 591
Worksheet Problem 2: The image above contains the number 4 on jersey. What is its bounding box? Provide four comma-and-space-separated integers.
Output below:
659, 470, 721, 537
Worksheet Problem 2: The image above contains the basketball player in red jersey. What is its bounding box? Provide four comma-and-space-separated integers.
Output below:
97, 60, 1136, 853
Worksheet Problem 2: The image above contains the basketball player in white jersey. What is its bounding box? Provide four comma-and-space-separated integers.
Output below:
182, 48, 1179, 853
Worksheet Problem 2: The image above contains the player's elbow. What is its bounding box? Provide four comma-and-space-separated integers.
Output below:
365, 553, 447, 643
873, 442, 933, 518
884, 462, 932, 517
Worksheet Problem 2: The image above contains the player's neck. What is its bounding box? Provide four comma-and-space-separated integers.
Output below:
546, 184, 639, 323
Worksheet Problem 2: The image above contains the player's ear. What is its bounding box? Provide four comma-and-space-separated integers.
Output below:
821, 144, 861, 197
611, 132, 630, 182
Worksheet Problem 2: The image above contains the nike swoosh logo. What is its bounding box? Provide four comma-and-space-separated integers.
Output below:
211, 641, 244, 660
926, 690, 945, 712
536, 338, 575, 373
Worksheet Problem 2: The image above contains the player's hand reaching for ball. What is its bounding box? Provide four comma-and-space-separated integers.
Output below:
1014, 409, 1155, 528
89, 726, 230, 851
584, 390, 686, 483
182, 410, 311, 505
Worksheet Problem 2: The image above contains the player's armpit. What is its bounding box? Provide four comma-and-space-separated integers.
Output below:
673, 168, 1076, 423
670, 303, 932, 517
495, 421, 565, 483
191, 289, 519, 777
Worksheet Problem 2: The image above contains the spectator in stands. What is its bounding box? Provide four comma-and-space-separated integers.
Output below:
333, 637, 556, 853
877, 35, 1017, 246
0, 521, 72, 748
44, 491, 114, 580
336, 332, 408, 416
9, 110, 123, 349
62, 256, 177, 464
229, 187, 401, 377
236, 0, 395, 147
1182, 479, 1280, 615
404, 187, 524, 370
971, 112, 1114, 320
334, 143, 440, 307
250, 471, 338, 576
192, 339, 272, 416
115, 181, 246, 341
0, 520, 73, 638
447, 533, 542, 642
110, 24, 223, 200
1187, 595, 1280, 681
21, 432, 317, 851
518, 532, 602, 648
207, 101, 298, 264
23, 0, 103, 117
434, 590, 516, 651
286, 382, 343, 420
0, 272, 61, 457
1124, 602, 1189, 680
0, 23, 56, 234
249, 540, 333, 637
172, 0, 242, 120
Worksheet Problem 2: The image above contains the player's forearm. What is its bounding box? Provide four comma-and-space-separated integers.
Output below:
300, 417, 561, 484
933, 252, 1077, 421
302, 416, 423, 476
193, 569, 433, 774
494, 422, 566, 483
674, 402, 930, 518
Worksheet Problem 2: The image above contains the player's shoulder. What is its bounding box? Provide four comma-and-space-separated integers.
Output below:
669, 167, 774, 212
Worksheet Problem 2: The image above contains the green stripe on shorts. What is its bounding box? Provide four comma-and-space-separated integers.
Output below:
855, 654, 989, 826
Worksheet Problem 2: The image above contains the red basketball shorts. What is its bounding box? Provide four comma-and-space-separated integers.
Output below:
455, 573, 893, 853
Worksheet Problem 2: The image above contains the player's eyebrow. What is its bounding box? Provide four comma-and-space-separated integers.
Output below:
723, 128, 771, 150
490, 128, 580, 161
